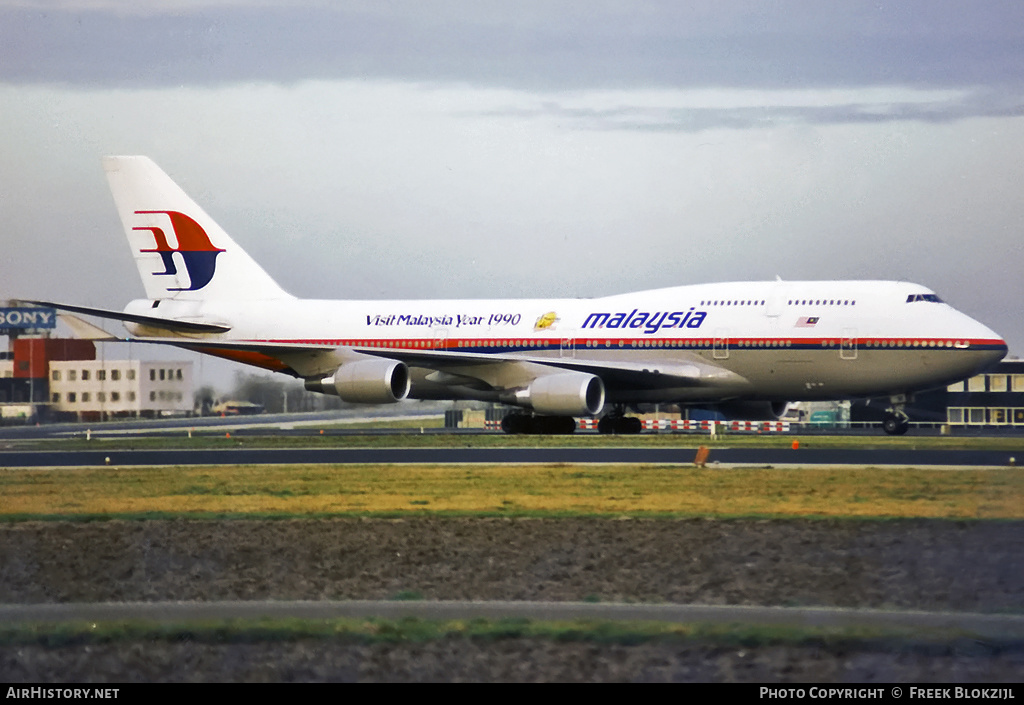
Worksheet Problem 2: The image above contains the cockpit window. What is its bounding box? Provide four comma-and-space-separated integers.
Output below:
906, 294, 943, 303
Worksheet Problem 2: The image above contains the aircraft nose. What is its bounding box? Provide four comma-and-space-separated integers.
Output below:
989, 337, 1009, 362
949, 309, 1008, 372
974, 322, 1008, 365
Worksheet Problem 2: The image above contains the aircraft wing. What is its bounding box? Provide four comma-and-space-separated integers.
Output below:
355, 346, 747, 392
43, 321, 747, 393
31, 297, 745, 393
158, 338, 748, 392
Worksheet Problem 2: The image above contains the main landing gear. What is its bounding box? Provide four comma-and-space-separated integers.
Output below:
501, 414, 577, 435
499, 407, 645, 435
597, 407, 642, 435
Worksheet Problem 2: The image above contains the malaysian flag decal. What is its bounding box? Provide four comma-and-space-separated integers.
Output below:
796, 316, 819, 327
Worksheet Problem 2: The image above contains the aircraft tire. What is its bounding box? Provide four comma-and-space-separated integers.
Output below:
502, 415, 576, 434
882, 415, 910, 436
532, 416, 576, 435
501, 415, 530, 434
598, 415, 642, 434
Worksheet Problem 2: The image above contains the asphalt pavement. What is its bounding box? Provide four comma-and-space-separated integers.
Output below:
3, 600, 1023, 640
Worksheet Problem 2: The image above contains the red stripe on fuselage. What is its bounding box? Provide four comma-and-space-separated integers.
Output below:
244, 337, 1007, 351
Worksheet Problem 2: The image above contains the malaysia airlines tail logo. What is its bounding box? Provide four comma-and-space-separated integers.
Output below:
134, 210, 225, 291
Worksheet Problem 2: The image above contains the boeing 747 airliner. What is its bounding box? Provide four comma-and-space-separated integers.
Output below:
33, 156, 1008, 434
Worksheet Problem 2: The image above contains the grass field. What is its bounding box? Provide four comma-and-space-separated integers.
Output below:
2, 616, 999, 651
2, 463, 1021, 520
12, 430, 1024, 451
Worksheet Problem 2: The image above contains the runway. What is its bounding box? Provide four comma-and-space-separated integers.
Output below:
4, 600, 1023, 640
1, 445, 1019, 467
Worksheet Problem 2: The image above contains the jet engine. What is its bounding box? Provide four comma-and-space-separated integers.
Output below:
516, 372, 606, 416
712, 401, 791, 421
304, 358, 410, 403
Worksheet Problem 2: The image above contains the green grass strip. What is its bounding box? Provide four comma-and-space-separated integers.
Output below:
3, 464, 1022, 520
1, 617, 1020, 655
10, 432, 1024, 451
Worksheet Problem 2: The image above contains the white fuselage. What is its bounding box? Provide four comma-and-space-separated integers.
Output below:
125, 279, 1007, 405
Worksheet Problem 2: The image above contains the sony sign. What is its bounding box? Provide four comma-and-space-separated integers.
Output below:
0, 308, 57, 330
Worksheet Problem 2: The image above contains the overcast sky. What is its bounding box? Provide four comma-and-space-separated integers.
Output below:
2, 1, 1024, 388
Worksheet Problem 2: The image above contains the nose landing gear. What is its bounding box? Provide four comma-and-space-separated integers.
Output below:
882, 398, 910, 435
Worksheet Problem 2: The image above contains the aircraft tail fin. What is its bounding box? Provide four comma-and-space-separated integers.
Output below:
103, 156, 293, 301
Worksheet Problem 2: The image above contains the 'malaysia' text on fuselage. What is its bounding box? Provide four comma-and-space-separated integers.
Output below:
582, 308, 708, 335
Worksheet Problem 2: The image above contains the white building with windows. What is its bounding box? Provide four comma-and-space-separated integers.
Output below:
943, 361, 1024, 426
49, 360, 193, 418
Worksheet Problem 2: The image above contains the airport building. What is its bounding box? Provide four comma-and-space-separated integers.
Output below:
0, 305, 195, 422
0, 348, 194, 422
48, 359, 193, 420
0, 337, 96, 403
942, 359, 1024, 427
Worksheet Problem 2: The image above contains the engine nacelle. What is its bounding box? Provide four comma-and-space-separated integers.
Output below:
304, 358, 410, 403
713, 401, 791, 421
521, 372, 605, 416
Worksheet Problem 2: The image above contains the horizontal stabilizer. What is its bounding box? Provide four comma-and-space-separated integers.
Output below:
57, 314, 119, 341
27, 300, 231, 334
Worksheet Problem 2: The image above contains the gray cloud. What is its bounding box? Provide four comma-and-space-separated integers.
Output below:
479, 89, 1024, 132
4, 2, 1024, 94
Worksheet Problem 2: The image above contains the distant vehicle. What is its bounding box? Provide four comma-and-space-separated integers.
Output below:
34, 157, 1007, 435
210, 401, 264, 416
